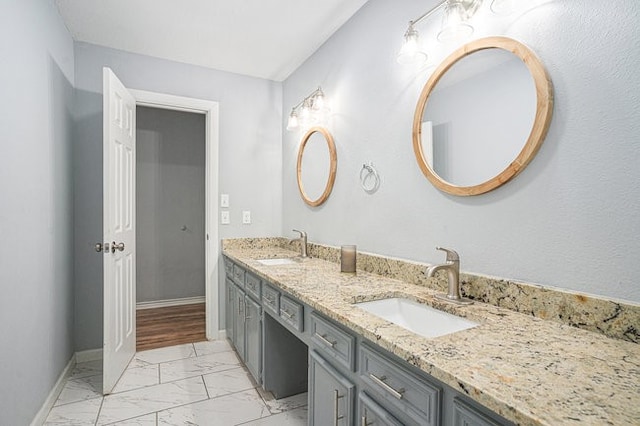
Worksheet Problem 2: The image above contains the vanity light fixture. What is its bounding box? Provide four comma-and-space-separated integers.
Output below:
397, 0, 482, 64
286, 86, 329, 132
397, 24, 428, 65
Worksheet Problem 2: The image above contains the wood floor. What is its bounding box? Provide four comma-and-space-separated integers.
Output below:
136, 303, 206, 351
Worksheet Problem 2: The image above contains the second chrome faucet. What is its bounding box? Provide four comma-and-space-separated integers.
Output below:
291, 229, 308, 258
426, 247, 473, 305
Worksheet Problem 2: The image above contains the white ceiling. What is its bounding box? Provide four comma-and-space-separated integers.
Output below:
54, 0, 368, 82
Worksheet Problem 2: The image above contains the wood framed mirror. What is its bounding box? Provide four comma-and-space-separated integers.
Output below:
413, 36, 553, 196
297, 126, 337, 207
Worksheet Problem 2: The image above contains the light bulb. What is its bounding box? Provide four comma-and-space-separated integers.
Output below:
312, 90, 325, 111
397, 26, 427, 65
286, 111, 299, 131
301, 101, 311, 119
438, 0, 474, 43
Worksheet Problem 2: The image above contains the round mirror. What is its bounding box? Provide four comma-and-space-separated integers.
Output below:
413, 37, 553, 196
297, 126, 337, 206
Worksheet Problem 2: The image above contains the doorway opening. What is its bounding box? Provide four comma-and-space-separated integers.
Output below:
135, 106, 206, 351
131, 89, 220, 348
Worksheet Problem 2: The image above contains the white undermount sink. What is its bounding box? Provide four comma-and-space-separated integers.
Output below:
256, 258, 298, 266
354, 297, 478, 339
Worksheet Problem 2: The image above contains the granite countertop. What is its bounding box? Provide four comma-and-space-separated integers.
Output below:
222, 245, 640, 426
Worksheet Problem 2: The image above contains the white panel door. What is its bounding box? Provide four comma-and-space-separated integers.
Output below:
103, 67, 136, 394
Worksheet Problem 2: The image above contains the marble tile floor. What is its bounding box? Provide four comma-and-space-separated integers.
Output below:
44, 340, 308, 426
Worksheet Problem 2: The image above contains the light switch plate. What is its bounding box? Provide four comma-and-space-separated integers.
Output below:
242, 210, 251, 224
221, 210, 230, 224
220, 194, 229, 208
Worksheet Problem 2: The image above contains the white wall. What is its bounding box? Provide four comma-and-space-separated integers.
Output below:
137, 106, 206, 303
0, 0, 75, 423
74, 42, 283, 350
282, 0, 640, 303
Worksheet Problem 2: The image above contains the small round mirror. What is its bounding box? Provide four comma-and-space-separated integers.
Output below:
413, 37, 553, 196
297, 127, 337, 206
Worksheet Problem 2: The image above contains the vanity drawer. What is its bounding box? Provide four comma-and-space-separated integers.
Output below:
280, 295, 304, 332
310, 312, 356, 371
223, 257, 234, 277
360, 345, 441, 426
245, 272, 261, 301
232, 264, 245, 286
262, 284, 280, 316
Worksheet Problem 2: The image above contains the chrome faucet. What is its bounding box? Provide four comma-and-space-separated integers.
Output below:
291, 229, 308, 258
426, 247, 473, 305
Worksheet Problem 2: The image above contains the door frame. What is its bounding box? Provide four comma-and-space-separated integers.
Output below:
129, 89, 220, 340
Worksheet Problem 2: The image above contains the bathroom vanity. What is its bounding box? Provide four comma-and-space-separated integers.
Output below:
222, 239, 639, 426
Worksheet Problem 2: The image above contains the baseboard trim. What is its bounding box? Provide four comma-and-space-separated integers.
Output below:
30, 354, 76, 426
136, 296, 205, 310
76, 348, 103, 363
218, 330, 227, 340
31, 348, 104, 425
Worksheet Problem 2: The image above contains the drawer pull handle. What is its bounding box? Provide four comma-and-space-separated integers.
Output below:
264, 295, 276, 303
281, 309, 294, 319
333, 389, 344, 426
361, 416, 371, 426
369, 373, 405, 400
315, 332, 336, 348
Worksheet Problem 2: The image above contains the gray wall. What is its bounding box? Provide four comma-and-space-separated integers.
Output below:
282, 0, 640, 303
137, 106, 205, 303
0, 0, 75, 424
74, 42, 283, 350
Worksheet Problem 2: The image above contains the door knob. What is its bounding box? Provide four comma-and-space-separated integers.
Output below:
111, 242, 125, 253
95, 242, 110, 253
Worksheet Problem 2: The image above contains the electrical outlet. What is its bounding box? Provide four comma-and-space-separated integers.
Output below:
220, 194, 229, 208
221, 210, 230, 224
242, 210, 251, 224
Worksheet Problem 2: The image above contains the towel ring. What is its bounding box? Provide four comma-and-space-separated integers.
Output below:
360, 163, 380, 194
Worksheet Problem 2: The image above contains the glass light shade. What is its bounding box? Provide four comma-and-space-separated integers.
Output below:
397, 27, 427, 65
437, 1, 474, 43
312, 91, 325, 111
298, 105, 311, 131
286, 111, 299, 131
300, 102, 311, 119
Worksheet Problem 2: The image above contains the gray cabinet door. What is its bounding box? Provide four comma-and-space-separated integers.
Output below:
453, 398, 507, 426
233, 286, 246, 359
359, 392, 404, 426
309, 350, 355, 426
244, 295, 262, 383
225, 277, 235, 342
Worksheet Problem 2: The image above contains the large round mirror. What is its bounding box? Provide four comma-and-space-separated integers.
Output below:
297, 126, 337, 207
413, 37, 553, 196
